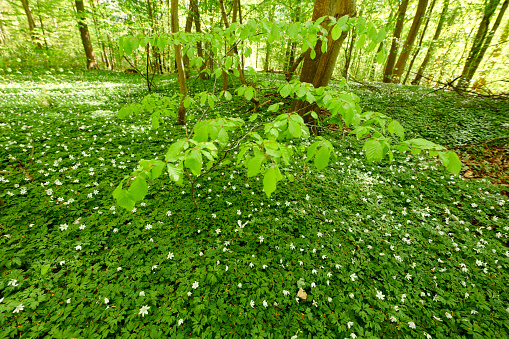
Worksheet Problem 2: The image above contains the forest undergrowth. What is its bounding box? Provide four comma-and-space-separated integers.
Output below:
0, 71, 508, 338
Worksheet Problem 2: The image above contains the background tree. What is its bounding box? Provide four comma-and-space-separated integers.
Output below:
75, 0, 98, 69
383, 0, 409, 83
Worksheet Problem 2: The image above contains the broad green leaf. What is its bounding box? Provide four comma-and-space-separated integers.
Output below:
337, 15, 349, 28
249, 113, 259, 121
445, 151, 462, 175
280, 84, 291, 98
314, 144, 330, 170
331, 24, 342, 41
116, 190, 135, 211
268, 103, 280, 112
185, 150, 203, 175
41, 264, 51, 276
151, 114, 159, 130
167, 163, 182, 182
306, 141, 320, 161
245, 87, 254, 101
207, 95, 215, 109
183, 96, 192, 108
224, 56, 232, 70
311, 111, 319, 120
310, 49, 316, 60
151, 160, 165, 179
247, 154, 265, 177
288, 119, 302, 138
363, 139, 383, 162
166, 140, 185, 161
263, 167, 278, 198
127, 176, 148, 201
224, 91, 232, 101
355, 34, 366, 49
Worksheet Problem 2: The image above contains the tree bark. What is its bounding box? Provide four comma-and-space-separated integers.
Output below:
458, 0, 507, 88
190, 0, 209, 80
291, 0, 357, 133
20, 0, 41, 47
402, 0, 436, 84
391, 0, 429, 83
383, 0, 409, 83
75, 0, 98, 69
411, 0, 449, 85
89, 0, 110, 68
480, 10, 509, 78
171, 0, 187, 125
0, 12, 9, 44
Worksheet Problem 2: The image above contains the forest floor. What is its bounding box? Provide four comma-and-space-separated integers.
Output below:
0, 70, 508, 338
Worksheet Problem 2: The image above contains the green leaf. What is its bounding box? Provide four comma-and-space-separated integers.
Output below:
245, 87, 254, 101
306, 141, 320, 162
268, 103, 280, 112
288, 119, 302, 138
311, 111, 319, 120
331, 24, 342, 41
247, 153, 265, 177
116, 190, 135, 211
337, 15, 349, 28
151, 160, 165, 179
185, 150, 203, 175
166, 140, 185, 161
314, 144, 330, 170
41, 264, 51, 276
263, 167, 278, 198
445, 151, 462, 175
249, 113, 258, 121
310, 49, 316, 60
183, 96, 192, 108
355, 34, 366, 49
167, 163, 182, 182
128, 176, 148, 201
224, 91, 232, 101
363, 139, 383, 162
280, 84, 291, 98
151, 114, 159, 130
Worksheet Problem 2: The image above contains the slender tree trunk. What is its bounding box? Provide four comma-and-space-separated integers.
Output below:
480, 13, 509, 78
344, 30, 356, 78
75, 1, 98, 69
411, 0, 450, 85
458, 0, 507, 88
20, 0, 41, 47
391, 0, 429, 83
89, 0, 109, 68
35, 0, 48, 48
291, 0, 357, 134
171, 0, 187, 125
402, 0, 436, 84
183, 1, 194, 77
263, 3, 277, 72
383, 0, 409, 83
190, 0, 209, 80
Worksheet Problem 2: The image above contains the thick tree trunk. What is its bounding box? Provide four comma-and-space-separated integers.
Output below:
383, 0, 409, 83
171, 0, 187, 125
391, 0, 429, 83
291, 0, 357, 133
411, 0, 449, 85
457, 0, 506, 89
20, 0, 41, 47
402, 0, 436, 84
75, 1, 98, 69
183, 1, 194, 77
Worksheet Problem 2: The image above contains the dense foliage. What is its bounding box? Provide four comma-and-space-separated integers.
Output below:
0, 72, 508, 338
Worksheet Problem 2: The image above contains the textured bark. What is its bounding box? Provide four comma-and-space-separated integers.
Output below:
383, 0, 409, 83
411, 0, 449, 85
402, 0, 436, 84
480, 12, 509, 77
391, 0, 429, 83
171, 0, 187, 125
75, 0, 98, 69
343, 30, 356, 78
458, 0, 507, 88
291, 0, 357, 133
20, 0, 41, 47
183, 1, 194, 77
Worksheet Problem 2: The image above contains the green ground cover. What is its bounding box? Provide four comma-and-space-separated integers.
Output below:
0, 71, 508, 338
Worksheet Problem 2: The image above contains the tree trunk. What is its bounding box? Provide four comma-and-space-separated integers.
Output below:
183, 1, 194, 77
402, 0, 436, 84
383, 0, 409, 83
75, 1, 98, 69
171, 0, 187, 125
479, 11, 509, 78
391, 0, 429, 83
20, 0, 41, 47
411, 0, 449, 85
457, 0, 506, 89
190, 0, 209, 80
343, 30, 356, 78
89, 0, 110, 68
0, 13, 7, 44
291, 0, 357, 134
